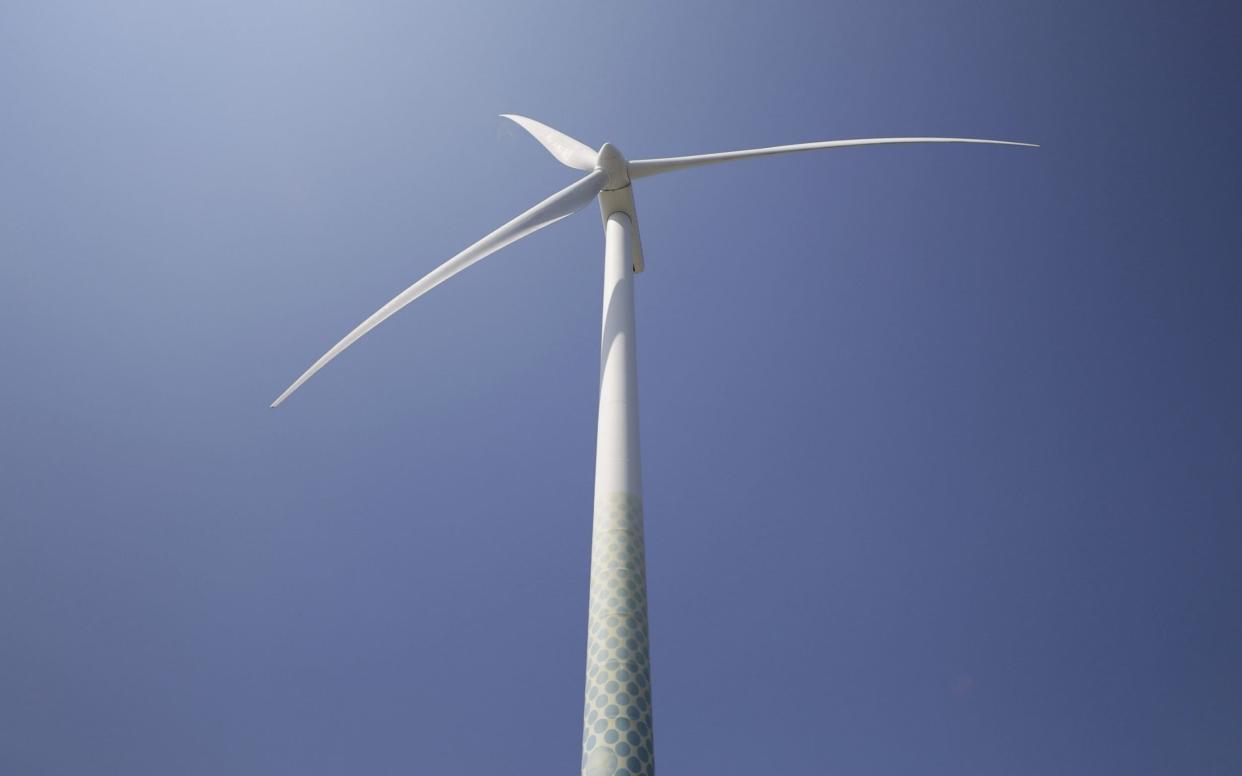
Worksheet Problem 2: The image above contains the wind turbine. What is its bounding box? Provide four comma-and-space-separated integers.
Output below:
271, 115, 1036, 776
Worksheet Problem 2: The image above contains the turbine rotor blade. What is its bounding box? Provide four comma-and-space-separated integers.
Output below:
628, 136, 1038, 179
501, 114, 599, 171
271, 169, 610, 407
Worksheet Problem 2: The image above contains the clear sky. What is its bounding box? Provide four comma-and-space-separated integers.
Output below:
2, 1, 1239, 774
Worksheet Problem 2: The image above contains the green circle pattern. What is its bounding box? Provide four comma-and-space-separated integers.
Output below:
582, 492, 654, 776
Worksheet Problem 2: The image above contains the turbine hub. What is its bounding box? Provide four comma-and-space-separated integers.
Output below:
596, 142, 630, 190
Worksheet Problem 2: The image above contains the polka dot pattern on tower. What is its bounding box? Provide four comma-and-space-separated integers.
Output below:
582, 492, 654, 776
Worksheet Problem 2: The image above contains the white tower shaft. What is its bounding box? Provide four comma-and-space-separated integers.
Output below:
582, 212, 654, 776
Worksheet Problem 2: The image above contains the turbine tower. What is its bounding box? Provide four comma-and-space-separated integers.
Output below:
271, 115, 1036, 775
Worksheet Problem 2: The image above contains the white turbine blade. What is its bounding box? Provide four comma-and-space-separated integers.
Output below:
501, 114, 599, 171
628, 136, 1038, 179
271, 169, 609, 407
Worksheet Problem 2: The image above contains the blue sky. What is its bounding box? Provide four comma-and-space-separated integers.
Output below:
1, 1, 1239, 774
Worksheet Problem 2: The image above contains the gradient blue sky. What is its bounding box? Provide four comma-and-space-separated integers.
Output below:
2, 1, 1240, 774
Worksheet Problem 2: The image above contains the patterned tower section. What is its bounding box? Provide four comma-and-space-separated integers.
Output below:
581, 492, 654, 776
